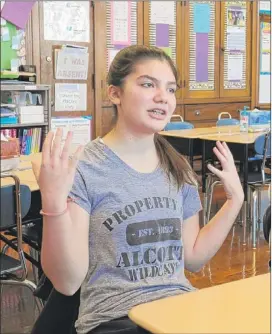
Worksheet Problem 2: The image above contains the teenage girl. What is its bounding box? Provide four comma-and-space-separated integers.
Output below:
33, 45, 244, 334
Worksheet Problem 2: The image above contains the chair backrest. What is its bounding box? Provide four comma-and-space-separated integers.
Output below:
216, 118, 240, 126
254, 132, 271, 183
254, 132, 271, 157
0, 176, 31, 231
216, 112, 239, 126
164, 114, 194, 130
170, 115, 183, 122
0, 174, 31, 280
164, 121, 194, 130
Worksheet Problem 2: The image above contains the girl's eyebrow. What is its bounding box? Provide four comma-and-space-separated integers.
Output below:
137, 75, 177, 86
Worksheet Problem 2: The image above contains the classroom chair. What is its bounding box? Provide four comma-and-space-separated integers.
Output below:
206, 131, 271, 248
216, 112, 239, 126
0, 174, 43, 313
2, 190, 43, 284
164, 115, 194, 130
247, 132, 271, 248
206, 111, 262, 223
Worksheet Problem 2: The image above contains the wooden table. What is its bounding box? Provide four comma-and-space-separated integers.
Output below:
128, 274, 270, 334
198, 129, 266, 144
159, 126, 243, 168
160, 125, 242, 139
1, 154, 40, 192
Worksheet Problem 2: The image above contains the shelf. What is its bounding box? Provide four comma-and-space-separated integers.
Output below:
0, 122, 49, 129
1, 84, 51, 91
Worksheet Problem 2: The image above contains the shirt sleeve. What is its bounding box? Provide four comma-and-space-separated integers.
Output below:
68, 165, 91, 215
181, 183, 202, 221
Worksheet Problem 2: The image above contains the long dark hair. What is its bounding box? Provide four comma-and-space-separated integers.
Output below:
107, 45, 197, 190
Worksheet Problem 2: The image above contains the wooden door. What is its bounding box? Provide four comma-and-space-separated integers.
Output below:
183, 1, 220, 100
94, 1, 144, 137
219, 1, 252, 98
30, 1, 95, 135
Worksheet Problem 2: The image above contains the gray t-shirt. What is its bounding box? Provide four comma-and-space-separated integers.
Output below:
69, 138, 202, 334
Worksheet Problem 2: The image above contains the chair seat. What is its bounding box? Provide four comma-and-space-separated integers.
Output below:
206, 171, 271, 186
5, 223, 42, 248
0, 253, 22, 274
242, 172, 271, 185
248, 154, 263, 162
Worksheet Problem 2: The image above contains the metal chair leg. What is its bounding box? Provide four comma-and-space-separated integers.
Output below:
30, 248, 40, 285
0, 279, 43, 313
246, 187, 252, 224
252, 190, 258, 249
1, 243, 10, 255
257, 189, 262, 225
207, 180, 221, 222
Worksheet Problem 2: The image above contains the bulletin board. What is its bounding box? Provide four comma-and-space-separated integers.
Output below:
259, 21, 271, 104
0, 20, 26, 70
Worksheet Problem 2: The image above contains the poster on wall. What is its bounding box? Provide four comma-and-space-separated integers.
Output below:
226, 27, 245, 51
51, 117, 92, 150
150, 1, 175, 26
55, 46, 89, 80
226, 6, 246, 51
111, 1, 131, 45
1, 1, 35, 29
227, 53, 243, 81
259, 75, 270, 104
259, 1, 271, 13
43, 1, 89, 42
55, 83, 87, 112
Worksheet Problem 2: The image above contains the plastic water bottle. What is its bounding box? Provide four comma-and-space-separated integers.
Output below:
240, 106, 250, 132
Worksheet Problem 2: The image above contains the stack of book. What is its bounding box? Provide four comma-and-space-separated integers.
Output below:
1, 127, 43, 155
0, 104, 18, 124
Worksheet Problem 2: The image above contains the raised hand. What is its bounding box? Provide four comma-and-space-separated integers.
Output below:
33, 128, 83, 213
207, 141, 244, 203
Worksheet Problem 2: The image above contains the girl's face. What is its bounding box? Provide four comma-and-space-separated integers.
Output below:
109, 59, 177, 135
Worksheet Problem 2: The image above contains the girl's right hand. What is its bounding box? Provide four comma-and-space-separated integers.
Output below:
34, 128, 83, 213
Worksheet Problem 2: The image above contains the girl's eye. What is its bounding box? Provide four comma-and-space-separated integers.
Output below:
168, 88, 176, 94
142, 82, 154, 88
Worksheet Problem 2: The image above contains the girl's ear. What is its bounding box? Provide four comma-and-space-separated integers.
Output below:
108, 85, 121, 106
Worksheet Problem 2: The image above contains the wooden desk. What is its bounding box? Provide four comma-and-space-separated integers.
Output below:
128, 274, 270, 334
198, 130, 266, 144
160, 125, 241, 139
159, 126, 242, 167
1, 154, 40, 192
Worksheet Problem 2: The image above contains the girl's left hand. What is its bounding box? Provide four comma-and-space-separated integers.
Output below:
207, 141, 244, 203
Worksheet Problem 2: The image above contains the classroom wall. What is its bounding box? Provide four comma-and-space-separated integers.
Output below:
1, 1, 271, 139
